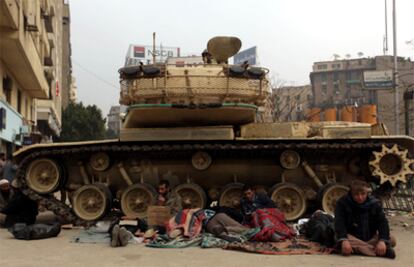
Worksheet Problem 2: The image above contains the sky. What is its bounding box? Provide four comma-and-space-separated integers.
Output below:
70, 0, 414, 118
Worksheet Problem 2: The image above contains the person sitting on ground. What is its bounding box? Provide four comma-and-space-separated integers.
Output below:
152, 180, 182, 216
0, 179, 13, 226
334, 180, 396, 259
0, 179, 13, 209
0, 152, 6, 177
240, 185, 276, 219
239, 185, 294, 241
0, 179, 38, 228
148, 180, 182, 235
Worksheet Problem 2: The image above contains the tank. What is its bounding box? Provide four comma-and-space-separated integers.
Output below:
13, 37, 414, 225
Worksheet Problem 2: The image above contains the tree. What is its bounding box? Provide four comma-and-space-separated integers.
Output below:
105, 128, 118, 139
59, 102, 106, 142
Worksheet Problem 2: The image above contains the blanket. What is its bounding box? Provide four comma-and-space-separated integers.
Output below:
146, 228, 259, 249
249, 208, 296, 242
167, 209, 215, 238
224, 239, 334, 255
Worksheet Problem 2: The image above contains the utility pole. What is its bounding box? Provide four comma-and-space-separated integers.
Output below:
384, 0, 388, 55
392, 0, 399, 134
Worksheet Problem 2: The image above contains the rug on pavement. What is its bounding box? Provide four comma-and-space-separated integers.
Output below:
224, 239, 334, 255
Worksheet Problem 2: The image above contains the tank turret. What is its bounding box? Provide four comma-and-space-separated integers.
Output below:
118, 36, 270, 128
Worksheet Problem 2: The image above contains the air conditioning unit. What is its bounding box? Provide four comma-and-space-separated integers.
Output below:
20, 125, 31, 135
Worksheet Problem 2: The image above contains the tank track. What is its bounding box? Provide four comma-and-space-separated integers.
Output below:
15, 140, 391, 226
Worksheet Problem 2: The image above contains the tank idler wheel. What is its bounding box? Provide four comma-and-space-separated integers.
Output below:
174, 183, 207, 209
219, 183, 244, 209
369, 144, 414, 186
121, 183, 156, 218
26, 158, 62, 194
320, 183, 349, 215
269, 183, 307, 221
89, 152, 111, 171
72, 184, 111, 221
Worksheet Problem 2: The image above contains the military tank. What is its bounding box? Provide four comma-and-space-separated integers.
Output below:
13, 37, 414, 225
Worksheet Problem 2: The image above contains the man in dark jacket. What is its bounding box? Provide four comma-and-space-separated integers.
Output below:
1, 179, 38, 228
240, 185, 276, 218
334, 180, 396, 259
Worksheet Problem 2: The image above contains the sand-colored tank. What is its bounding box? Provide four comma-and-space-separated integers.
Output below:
13, 37, 414, 225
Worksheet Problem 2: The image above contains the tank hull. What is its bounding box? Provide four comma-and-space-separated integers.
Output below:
13, 132, 414, 225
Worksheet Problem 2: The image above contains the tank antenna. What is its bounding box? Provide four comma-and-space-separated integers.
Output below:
152, 32, 156, 64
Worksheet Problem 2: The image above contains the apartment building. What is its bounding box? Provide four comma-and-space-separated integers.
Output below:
310, 56, 414, 135
0, 0, 72, 155
271, 85, 312, 122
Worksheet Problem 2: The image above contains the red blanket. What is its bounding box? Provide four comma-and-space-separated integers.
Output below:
249, 208, 296, 242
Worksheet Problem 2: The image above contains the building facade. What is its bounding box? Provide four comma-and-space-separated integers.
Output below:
0, 0, 72, 155
270, 85, 312, 122
310, 56, 414, 135
107, 105, 127, 136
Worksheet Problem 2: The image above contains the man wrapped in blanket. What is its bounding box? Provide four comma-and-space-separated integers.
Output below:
240, 185, 295, 242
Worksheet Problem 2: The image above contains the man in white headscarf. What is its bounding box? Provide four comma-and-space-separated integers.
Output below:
0, 179, 13, 226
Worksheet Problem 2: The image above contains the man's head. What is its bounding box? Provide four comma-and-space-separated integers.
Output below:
242, 185, 255, 201
158, 180, 170, 196
0, 152, 5, 161
350, 180, 370, 204
0, 179, 10, 192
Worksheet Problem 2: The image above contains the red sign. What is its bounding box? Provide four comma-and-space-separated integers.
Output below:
134, 46, 145, 58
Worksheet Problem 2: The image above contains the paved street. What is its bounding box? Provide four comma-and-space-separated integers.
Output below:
0, 215, 413, 267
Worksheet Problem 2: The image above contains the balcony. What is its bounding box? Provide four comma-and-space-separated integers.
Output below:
0, 0, 19, 30
0, 0, 50, 99
35, 99, 61, 137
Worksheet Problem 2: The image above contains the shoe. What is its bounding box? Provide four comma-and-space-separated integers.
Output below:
169, 229, 183, 239
118, 227, 130, 247
384, 246, 396, 259
111, 225, 120, 247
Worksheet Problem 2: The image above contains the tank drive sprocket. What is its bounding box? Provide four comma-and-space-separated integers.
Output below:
369, 144, 414, 186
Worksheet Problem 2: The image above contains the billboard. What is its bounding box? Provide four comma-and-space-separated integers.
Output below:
125, 45, 180, 66
233, 46, 257, 65
363, 70, 393, 89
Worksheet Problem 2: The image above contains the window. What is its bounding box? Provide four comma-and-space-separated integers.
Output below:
332, 63, 341, 69
25, 98, 29, 118
346, 71, 352, 80
321, 73, 327, 82
334, 83, 340, 95
322, 84, 327, 95
17, 90, 22, 113
3, 76, 12, 103
333, 72, 339, 81
317, 64, 328, 70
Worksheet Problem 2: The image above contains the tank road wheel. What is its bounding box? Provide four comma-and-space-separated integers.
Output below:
89, 152, 111, 171
174, 183, 207, 209
72, 184, 111, 221
369, 144, 414, 186
219, 183, 244, 209
121, 184, 156, 218
270, 183, 306, 221
320, 183, 349, 215
280, 150, 301, 169
25, 158, 62, 194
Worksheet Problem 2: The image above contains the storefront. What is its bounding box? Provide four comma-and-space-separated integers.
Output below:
0, 99, 23, 158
